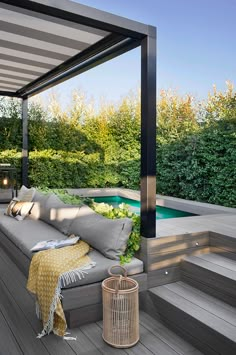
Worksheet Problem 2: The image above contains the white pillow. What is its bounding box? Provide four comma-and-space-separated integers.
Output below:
18, 185, 36, 202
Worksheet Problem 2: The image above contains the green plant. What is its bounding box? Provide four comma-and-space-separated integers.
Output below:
90, 201, 141, 264
38, 189, 141, 264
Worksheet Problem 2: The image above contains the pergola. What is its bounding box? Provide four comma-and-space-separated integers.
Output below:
0, 0, 156, 238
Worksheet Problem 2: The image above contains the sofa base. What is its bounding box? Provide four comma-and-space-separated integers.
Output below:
0, 228, 147, 329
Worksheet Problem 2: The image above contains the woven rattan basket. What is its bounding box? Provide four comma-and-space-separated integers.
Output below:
102, 265, 139, 348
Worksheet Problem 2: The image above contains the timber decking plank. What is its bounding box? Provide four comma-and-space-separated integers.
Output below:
183, 255, 236, 281
151, 285, 236, 341
170, 281, 236, 326
0, 309, 23, 355
138, 324, 180, 355
0, 279, 49, 355
157, 317, 217, 355
96, 320, 155, 355
0, 246, 77, 355
181, 273, 236, 308
181, 255, 236, 306
139, 311, 197, 354
149, 284, 236, 354
196, 253, 236, 272
80, 322, 128, 354
65, 328, 103, 355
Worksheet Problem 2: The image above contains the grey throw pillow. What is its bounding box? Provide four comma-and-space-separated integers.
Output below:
68, 205, 133, 260
30, 190, 49, 220
40, 193, 80, 235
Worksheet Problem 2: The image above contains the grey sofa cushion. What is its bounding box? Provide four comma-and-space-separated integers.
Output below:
0, 211, 65, 259
68, 205, 133, 260
30, 190, 49, 220
39, 193, 80, 235
62, 249, 143, 288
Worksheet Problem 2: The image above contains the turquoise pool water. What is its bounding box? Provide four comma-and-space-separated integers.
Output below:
93, 196, 195, 220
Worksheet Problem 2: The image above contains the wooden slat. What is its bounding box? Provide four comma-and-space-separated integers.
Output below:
0, 280, 48, 355
149, 284, 236, 355
147, 266, 180, 288
165, 282, 236, 327
97, 320, 154, 355
210, 247, 236, 262
181, 255, 236, 306
0, 309, 23, 355
139, 311, 197, 354
196, 253, 236, 272
0, 246, 77, 355
210, 232, 236, 254
147, 246, 210, 270
65, 328, 103, 355
138, 324, 179, 355
62, 273, 147, 311
65, 303, 103, 328
138, 232, 210, 273
80, 322, 127, 354
181, 274, 236, 309
0, 230, 30, 277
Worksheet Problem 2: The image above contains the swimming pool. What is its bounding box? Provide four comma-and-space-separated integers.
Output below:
93, 196, 196, 220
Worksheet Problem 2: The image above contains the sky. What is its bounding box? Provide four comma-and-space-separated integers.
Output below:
39, 0, 236, 108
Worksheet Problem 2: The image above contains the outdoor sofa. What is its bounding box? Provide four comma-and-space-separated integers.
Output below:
0, 188, 146, 327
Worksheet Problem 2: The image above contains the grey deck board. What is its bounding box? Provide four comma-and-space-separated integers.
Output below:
149, 286, 234, 355
80, 322, 127, 354
183, 255, 236, 281
0, 245, 76, 355
171, 281, 236, 326
151, 284, 236, 341
197, 252, 236, 272
0, 279, 49, 355
139, 311, 196, 354
96, 320, 155, 355
0, 309, 23, 355
0, 245, 203, 355
138, 324, 180, 355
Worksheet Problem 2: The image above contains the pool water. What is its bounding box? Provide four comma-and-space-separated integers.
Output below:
93, 196, 195, 220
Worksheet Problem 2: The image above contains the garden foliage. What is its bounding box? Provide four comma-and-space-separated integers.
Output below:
0, 82, 235, 207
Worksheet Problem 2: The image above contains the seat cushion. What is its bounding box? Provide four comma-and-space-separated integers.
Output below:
62, 249, 143, 288
0, 211, 65, 259
68, 205, 133, 260
38, 193, 80, 235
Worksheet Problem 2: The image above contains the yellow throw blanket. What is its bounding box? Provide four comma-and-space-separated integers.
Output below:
27, 241, 95, 337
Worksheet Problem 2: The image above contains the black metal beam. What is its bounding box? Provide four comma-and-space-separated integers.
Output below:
21, 37, 140, 99
140, 29, 157, 238
0, 91, 20, 97
22, 98, 29, 187
0, 0, 149, 38
17, 33, 126, 97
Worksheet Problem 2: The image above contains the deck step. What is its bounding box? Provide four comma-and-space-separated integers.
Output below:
149, 281, 236, 355
181, 253, 236, 306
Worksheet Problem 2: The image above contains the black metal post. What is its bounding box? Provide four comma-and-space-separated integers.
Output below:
140, 29, 157, 238
22, 97, 29, 187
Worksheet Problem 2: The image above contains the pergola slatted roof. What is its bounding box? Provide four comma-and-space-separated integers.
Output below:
0, 0, 151, 98
0, 0, 157, 238
0, 1, 112, 95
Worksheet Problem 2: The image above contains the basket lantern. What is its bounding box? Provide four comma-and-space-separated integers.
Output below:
102, 265, 139, 348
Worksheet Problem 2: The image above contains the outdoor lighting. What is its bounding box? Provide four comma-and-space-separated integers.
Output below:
0, 165, 17, 202
3, 177, 8, 186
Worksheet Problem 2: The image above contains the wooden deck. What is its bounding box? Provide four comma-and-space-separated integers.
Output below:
0, 245, 203, 355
